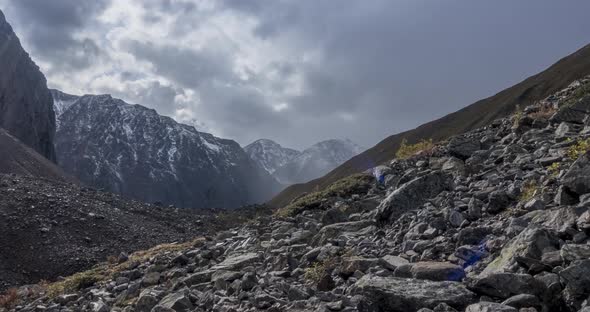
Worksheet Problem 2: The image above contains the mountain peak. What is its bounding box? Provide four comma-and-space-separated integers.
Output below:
244, 139, 300, 174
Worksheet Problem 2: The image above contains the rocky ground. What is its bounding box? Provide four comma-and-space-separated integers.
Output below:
0, 175, 264, 292
3, 77, 590, 311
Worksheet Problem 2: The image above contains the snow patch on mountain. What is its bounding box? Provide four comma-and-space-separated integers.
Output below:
273, 139, 364, 185
52, 91, 280, 209
244, 139, 300, 174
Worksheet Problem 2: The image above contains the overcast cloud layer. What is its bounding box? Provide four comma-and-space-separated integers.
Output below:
1, 0, 590, 149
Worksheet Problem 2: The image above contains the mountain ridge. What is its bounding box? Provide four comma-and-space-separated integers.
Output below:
54, 91, 281, 209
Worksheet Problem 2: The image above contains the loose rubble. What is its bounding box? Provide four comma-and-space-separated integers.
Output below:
3, 77, 590, 311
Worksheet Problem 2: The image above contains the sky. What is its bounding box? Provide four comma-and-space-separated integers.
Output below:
1, 0, 590, 150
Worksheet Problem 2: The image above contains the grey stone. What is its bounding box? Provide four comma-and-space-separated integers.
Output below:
153, 290, 193, 311
379, 255, 409, 271
487, 190, 511, 214
466, 273, 546, 299
562, 153, 590, 195
482, 227, 558, 275
465, 302, 517, 312
341, 257, 380, 276
501, 294, 540, 309
448, 136, 481, 160
560, 244, 590, 262
141, 272, 160, 287
350, 275, 476, 311
376, 172, 452, 223
409, 262, 465, 282
211, 253, 261, 271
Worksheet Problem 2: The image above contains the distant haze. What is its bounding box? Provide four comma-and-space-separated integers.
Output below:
1, 0, 589, 149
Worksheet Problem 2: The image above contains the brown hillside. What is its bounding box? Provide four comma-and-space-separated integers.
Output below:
269, 43, 590, 208
0, 128, 71, 182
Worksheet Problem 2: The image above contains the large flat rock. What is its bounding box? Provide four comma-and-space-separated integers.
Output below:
350, 275, 476, 312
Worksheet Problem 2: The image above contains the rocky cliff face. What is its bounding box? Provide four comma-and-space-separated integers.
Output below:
273, 139, 364, 185
54, 91, 281, 209
244, 139, 300, 174
11, 77, 590, 312
0, 9, 56, 162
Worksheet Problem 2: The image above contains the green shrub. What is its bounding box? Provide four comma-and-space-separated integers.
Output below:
567, 138, 590, 160
547, 162, 561, 177
304, 257, 338, 285
395, 138, 435, 159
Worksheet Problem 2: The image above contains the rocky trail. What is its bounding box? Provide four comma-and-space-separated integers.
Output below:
3, 77, 590, 311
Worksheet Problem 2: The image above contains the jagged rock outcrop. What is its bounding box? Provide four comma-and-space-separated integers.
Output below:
0, 9, 55, 161
8, 77, 590, 312
53, 91, 281, 209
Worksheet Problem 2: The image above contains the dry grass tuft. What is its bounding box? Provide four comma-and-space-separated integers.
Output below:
395, 138, 435, 160
40, 238, 205, 299
275, 174, 373, 218
519, 180, 541, 202
528, 105, 557, 119
0, 288, 18, 309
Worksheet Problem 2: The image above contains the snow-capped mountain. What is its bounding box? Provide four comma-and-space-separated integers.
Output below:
244, 139, 300, 174
52, 90, 280, 209
272, 139, 364, 185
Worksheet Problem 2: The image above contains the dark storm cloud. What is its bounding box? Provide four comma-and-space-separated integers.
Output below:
2, 0, 590, 149
124, 39, 237, 89
220, 0, 590, 147
4, 0, 110, 70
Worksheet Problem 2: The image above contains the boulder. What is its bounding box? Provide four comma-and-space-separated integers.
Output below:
550, 96, 590, 124
524, 206, 583, 236
559, 259, 590, 310
141, 272, 160, 287
379, 255, 410, 271
136, 288, 163, 312
341, 257, 380, 277
181, 270, 213, 286
409, 262, 465, 282
350, 275, 476, 311
501, 294, 541, 310
487, 190, 511, 214
561, 153, 590, 195
312, 220, 374, 245
560, 244, 590, 262
154, 290, 193, 311
465, 302, 517, 312
376, 172, 452, 223
211, 253, 261, 271
482, 226, 559, 275
448, 136, 481, 160
466, 273, 546, 299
